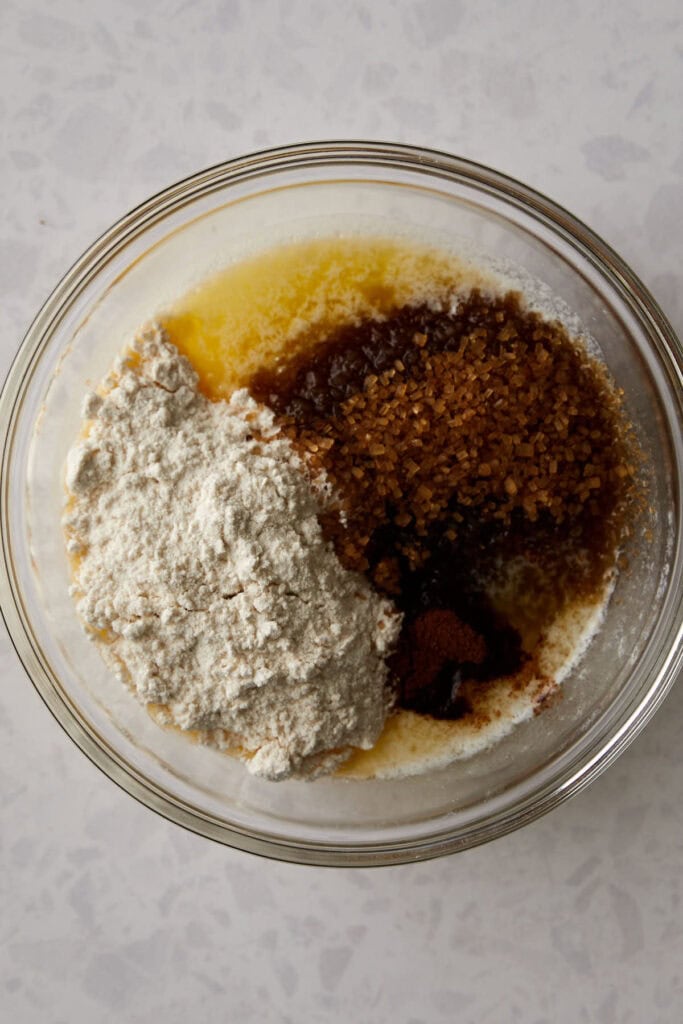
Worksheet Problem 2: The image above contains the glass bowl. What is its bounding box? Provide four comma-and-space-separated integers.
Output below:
1, 142, 682, 866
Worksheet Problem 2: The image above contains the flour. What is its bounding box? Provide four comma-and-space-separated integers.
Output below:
63, 326, 401, 780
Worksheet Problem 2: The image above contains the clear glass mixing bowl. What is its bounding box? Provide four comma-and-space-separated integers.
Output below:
1, 142, 682, 865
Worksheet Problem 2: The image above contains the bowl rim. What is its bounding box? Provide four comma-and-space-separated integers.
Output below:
1, 140, 682, 866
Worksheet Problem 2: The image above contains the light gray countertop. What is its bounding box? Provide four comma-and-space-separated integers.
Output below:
1, 1, 682, 1021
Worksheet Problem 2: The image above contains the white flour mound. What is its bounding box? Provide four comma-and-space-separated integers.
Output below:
63, 326, 401, 780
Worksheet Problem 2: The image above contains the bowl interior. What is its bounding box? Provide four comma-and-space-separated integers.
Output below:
3, 155, 682, 863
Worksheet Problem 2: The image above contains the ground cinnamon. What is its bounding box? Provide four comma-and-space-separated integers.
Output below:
391, 608, 486, 700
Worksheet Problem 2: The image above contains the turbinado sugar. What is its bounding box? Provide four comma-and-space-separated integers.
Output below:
251, 290, 640, 599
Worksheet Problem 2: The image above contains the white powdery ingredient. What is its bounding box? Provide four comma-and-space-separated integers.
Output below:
63, 326, 401, 781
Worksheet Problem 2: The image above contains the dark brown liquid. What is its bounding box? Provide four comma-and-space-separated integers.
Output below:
250, 292, 639, 720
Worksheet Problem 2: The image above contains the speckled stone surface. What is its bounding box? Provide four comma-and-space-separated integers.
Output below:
1, 2, 682, 1021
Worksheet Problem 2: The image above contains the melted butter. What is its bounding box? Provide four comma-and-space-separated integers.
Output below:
160, 236, 487, 399
338, 711, 458, 778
